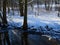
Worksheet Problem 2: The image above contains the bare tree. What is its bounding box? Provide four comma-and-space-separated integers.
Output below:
23, 0, 28, 30
2, 0, 7, 27
19, 0, 24, 16
45, 0, 50, 11
22, 0, 28, 45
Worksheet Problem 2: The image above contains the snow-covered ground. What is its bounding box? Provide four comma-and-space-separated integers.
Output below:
7, 6, 60, 30
3, 5, 60, 40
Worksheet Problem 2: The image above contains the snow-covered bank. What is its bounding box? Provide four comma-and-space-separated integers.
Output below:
7, 11, 60, 30
0, 4, 59, 40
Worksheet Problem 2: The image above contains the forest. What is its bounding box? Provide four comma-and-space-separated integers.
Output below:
0, 0, 60, 45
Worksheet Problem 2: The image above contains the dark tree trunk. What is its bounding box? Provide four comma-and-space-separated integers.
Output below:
22, 0, 28, 45
45, 0, 50, 11
2, 0, 10, 45
0, 2, 2, 41
19, 0, 24, 16
7, 0, 10, 14
37, 0, 39, 15
23, 0, 28, 30
0, 0, 2, 20
4, 32, 10, 45
55, 0, 58, 11
2, 0, 7, 27
22, 32, 28, 45
0, 33, 2, 45
0, 0, 1, 11
8, 7, 10, 14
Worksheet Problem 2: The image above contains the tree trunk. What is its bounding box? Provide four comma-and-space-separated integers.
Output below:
2, 0, 7, 27
37, 0, 39, 15
0, 0, 1, 11
4, 32, 10, 45
22, 32, 28, 45
19, 0, 24, 16
0, 33, 2, 45
23, 0, 28, 30
7, 0, 10, 13
0, 0, 2, 20
45, 0, 50, 11
22, 0, 28, 45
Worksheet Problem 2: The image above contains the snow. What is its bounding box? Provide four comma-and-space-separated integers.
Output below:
0, 5, 60, 40
6, 5, 60, 31
42, 35, 52, 40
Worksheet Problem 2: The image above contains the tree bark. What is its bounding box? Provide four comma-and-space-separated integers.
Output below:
23, 0, 28, 30
4, 32, 10, 45
22, 0, 28, 45
0, 33, 2, 45
2, 0, 7, 27
19, 0, 24, 16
